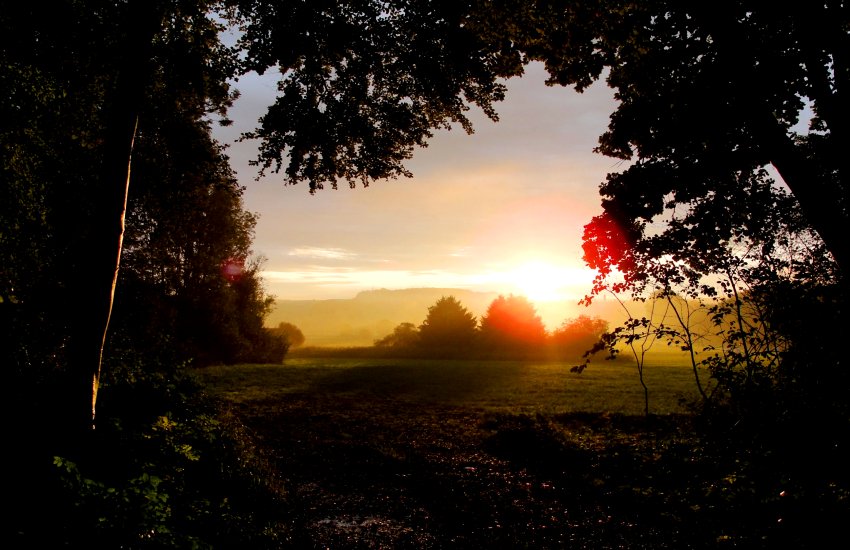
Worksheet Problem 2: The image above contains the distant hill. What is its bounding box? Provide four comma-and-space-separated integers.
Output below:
266, 287, 628, 348
266, 288, 497, 347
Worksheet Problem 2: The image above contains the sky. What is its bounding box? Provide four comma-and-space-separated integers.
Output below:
213, 62, 622, 311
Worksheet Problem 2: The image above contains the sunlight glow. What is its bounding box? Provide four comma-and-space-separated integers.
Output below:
506, 261, 594, 303
261, 260, 597, 306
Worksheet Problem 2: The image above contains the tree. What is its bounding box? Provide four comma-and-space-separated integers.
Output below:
231, 0, 524, 189
4, 0, 526, 428
374, 322, 420, 349
115, 76, 269, 367
496, 1, 848, 281
227, 2, 847, 390
418, 296, 479, 354
453, 0, 849, 429
270, 322, 306, 349
479, 294, 547, 354
11, 0, 845, 434
550, 315, 608, 359
1, 0, 244, 431
232, 1, 845, 281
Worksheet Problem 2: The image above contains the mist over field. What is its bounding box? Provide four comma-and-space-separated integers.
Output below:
266, 287, 629, 347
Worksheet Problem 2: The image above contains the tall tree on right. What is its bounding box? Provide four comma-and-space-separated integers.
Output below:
501, 1, 849, 281
500, 2, 849, 437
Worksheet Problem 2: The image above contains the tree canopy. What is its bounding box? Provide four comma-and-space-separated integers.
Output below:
1, 0, 275, 428
505, 1, 848, 284
230, 1, 850, 285
550, 314, 608, 358
480, 294, 548, 351
221, 1, 848, 289
5, 0, 847, 449
7, 2, 849, 546
418, 296, 479, 353
270, 321, 306, 349
374, 321, 420, 349
232, 0, 524, 190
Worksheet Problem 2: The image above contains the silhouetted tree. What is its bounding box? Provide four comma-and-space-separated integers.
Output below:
2, 0, 241, 430
480, 295, 547, 356
487, 2, 848, 281
374, 322, 420, 349
418, 296, 479, 356
114, 99, 271, 367
232, 0, 523, 190
232, 1, 848, 282
270, 322, 306, 349
550, 315, 608, 359
8, 0, 847, 439
3, 0, 521, 427
484, 1, 849, 434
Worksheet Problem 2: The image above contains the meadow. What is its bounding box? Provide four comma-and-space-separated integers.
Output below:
197, 355, 707, 417
191, 356, 804, 548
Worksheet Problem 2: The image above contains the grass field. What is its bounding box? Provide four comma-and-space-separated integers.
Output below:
197, 356, 709, 417
191, 356, 795, 548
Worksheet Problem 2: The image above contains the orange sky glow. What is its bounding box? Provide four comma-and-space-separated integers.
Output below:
215, 63, 620, 318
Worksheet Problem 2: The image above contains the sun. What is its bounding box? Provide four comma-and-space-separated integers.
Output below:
508, 260, 577, 303
499, 260, 597, 303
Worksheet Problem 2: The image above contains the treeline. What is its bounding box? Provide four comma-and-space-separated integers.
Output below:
292, 295, 609, 361
2, 4, 283, 386
4, 6, 287, 546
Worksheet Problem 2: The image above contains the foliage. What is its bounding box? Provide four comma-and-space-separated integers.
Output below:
116, 115, 276, 366
218, 1, 847, 283
220, 1, 849, 440
549, 314, 608, 358
374, 322, 420, 349
417, 296, 479, 356
367, 299, 610, 361
479, 294, 548, 356
501, 1, 849, 277
581, 171, 846, 425
270, 321, 306, 349
12, 358, 289, 548
232, 0, 524, 190
520, 1, 850, 437
1, 1, 279, 421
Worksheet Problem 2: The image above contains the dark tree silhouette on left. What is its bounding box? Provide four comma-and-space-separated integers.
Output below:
2, 0, 521, 435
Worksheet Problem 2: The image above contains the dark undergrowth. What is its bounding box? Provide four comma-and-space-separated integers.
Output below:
9, 362, 292, 549
219, 386, 849, 549
10, 360, 849, 548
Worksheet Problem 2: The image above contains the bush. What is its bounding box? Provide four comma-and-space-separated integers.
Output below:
11, 357, 290, 548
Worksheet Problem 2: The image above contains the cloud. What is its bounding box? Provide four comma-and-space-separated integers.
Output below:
449, 247, 472, 258
263, 267, 475, 289
287, 247, 356, 260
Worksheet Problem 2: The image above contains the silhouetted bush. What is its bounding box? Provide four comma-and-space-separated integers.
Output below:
12, 358, 290, 548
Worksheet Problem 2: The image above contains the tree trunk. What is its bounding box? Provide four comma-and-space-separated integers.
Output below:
65, 2, 164, 434
705, 4, 850, 282
65, 108, 141, 433
757, 111, 850, 279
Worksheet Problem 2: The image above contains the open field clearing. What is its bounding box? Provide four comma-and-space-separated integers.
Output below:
197, 357, 709, 417
189, 358, 809, 548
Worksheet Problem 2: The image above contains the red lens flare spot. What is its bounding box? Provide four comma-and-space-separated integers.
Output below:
221, 257, 245, 282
